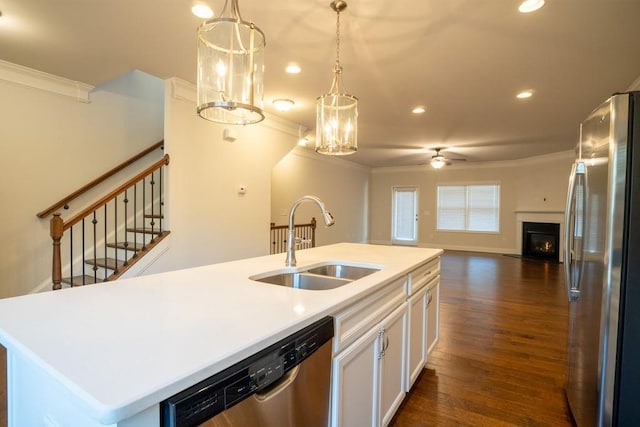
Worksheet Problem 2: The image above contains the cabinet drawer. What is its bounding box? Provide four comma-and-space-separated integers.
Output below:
409, 257, 440, 295
333, 277, 407, 354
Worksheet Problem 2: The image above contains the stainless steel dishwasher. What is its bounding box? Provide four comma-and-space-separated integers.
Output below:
161, 316, 334, 427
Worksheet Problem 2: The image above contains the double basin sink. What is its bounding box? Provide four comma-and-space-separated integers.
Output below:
250, 263, 381, 291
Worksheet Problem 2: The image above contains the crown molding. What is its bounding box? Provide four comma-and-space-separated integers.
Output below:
371, 149, 574, 174
168, 77, 301, 137
0, 60, 93, 103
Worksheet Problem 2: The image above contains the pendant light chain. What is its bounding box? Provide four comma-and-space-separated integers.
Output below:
335, 9, 341, 68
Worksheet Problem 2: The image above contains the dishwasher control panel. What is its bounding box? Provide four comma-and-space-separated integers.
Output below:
161, 316, 334, 427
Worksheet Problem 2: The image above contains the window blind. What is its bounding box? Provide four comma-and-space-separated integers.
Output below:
437, 184, 500, 232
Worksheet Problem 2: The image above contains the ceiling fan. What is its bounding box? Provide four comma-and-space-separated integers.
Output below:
430, 148, 466, 169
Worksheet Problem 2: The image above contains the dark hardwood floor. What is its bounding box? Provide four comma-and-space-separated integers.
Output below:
392, 251, 572, 426
0, 251, 571, 426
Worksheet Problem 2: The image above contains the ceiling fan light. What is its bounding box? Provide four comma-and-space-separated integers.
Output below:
196, 0, 265, 125
431, 158, 446, 169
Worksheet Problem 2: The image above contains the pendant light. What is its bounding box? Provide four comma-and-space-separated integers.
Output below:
316, 1, 358, 155
196, 0, 266, 125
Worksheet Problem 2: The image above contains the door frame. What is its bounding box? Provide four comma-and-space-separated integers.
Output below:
391, 186, 419, 246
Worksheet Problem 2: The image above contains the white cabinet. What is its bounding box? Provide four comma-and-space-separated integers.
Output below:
405, 258, 440, 391
331, 322, 379, 427
331, 303, 407, 427
426, 280, 440, 354
330, 255, 441, 427
379, 304, 407, 427
406, 284, 428, 389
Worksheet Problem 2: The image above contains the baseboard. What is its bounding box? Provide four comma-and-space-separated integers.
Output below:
419, 243, 518, 255
366, 240, 518, 255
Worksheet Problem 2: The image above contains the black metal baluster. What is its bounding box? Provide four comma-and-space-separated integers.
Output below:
159, 166, 163, 232
123, 189, 129, 266
69, 226, 73, 288
114, 196, 118, 272
133, 183, 138, 258
82, 218, 86, 286
92, 212, 98, 285
104, 205, 108, 281
142, 176, 147, 250
150, 171, 156, 241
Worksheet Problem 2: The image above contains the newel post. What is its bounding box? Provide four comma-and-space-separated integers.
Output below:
51, 213, 64, 290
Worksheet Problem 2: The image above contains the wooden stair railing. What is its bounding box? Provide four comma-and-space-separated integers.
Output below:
270, 218, 316, 255
38, 142, 170, 290
37, 141, 164, 218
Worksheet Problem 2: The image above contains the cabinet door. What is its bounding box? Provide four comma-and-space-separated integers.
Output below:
406, 285, 427, 390
379, 303, 408, 427
331, 324, 380, 427
426, 281, 440, 355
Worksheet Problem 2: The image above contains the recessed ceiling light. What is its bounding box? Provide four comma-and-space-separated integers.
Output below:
192, 4, 214, 19
285, 64, 301, 74
412, 106, 426, 114
273, 98, 295, 111
519, 0, 545, 13
516, 90, 534, 99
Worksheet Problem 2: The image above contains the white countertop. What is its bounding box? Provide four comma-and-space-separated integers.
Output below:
0, 243, 442, 424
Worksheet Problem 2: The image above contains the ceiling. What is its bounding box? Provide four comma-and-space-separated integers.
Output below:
1, 0, 639, 168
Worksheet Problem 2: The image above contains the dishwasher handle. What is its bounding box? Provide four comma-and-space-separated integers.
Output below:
255, 365, 300, 401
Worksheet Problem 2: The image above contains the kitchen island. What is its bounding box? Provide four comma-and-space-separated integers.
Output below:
0, 243, 442, 426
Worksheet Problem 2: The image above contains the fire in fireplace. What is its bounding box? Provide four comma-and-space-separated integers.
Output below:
522, 221, 560, 262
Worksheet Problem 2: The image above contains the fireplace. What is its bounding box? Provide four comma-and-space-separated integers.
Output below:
522, 221, 560, 262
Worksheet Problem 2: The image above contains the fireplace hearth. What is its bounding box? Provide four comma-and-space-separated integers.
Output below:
522, 221, 560, 262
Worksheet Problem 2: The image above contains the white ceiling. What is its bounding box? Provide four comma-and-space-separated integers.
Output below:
1, 0, 639, 167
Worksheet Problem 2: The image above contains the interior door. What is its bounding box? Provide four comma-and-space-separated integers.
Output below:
391, 186, 418, 246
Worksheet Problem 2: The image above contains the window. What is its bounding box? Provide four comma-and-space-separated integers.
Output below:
392, 186, 418, 245
437, 184, 500, 232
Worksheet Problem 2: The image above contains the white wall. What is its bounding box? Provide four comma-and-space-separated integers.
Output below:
0, 66, 164, 298
142, 79, 297, 274
271, 147, 370, 246
369, 152, 574, 254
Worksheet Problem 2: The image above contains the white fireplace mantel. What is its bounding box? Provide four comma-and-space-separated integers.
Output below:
515, 210, 565, 262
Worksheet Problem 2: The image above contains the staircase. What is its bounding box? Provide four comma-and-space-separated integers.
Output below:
38, 141, 170, 290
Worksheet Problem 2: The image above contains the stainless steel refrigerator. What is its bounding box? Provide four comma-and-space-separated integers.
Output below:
565, 90, 640, 426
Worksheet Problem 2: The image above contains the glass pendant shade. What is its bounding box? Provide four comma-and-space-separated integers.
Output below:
197, 0, 265, 125
316, 66, 358, 155
316, 0, 358, 156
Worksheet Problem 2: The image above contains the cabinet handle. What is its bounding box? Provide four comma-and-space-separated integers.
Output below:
384, 333, 390, 353
377, 328, 385, 360
427, 290, 433, 305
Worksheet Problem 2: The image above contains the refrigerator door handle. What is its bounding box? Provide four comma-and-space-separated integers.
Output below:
564, 161, 586, 301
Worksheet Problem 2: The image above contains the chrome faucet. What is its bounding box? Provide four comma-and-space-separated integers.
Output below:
285, 195, 335, 267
